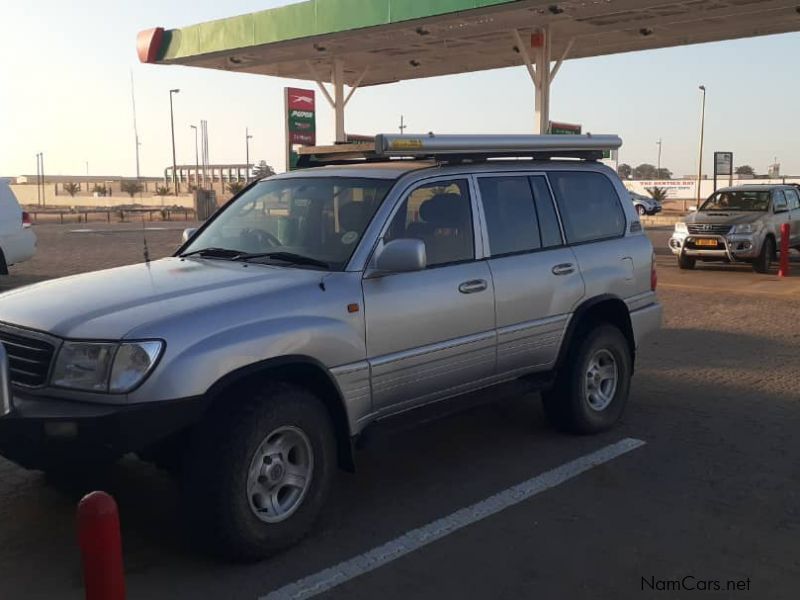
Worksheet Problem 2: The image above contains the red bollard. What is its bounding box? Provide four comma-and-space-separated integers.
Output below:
778, 223, 790, 278
77, 491, 126, 600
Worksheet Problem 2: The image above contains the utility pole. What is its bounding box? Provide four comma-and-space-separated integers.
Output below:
169, 89, 180, 195
35, 154, 41, 206
399, 115, 407, 134
40, 153, 46, 207
245, 127, 253, 182
695, 85, 707, 209
190, 125, 199, 191
130, 71, 141, 181
656, 138, 662, 176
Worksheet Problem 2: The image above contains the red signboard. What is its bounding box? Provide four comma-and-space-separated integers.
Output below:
286, 88, 315, 111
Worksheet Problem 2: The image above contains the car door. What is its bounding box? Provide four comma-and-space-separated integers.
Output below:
362, 177, 496, 414
771, 190, 791, 246
475, 174, 584, 375
783, 188, 800, 247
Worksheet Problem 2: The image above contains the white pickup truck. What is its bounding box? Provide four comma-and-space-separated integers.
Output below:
0, 180, 36, 274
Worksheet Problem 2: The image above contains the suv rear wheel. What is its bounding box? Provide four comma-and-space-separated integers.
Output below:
753, 237, 775, 273
542, 325, 632, 434
183, 383, 336, 561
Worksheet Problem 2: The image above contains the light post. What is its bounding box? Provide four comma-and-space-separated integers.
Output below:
245, 127, 253, 182
656, 138, 662, 176
695, 85, 707, 209
190, 124, 199, 190
169, 89, 180, 195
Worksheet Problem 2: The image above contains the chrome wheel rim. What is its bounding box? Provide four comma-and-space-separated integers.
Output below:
246, 426, 314, 523
584, 349, 618, 412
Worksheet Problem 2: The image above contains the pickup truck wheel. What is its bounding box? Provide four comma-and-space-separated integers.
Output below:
677, 254, 696, 270
183, 384, 335, 562
636, 205, 646, 216
542, 325, 631, 434
753, 237, 775, 274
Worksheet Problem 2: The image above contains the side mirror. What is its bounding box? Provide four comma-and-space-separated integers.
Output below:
372, 239, 426, 275
774, 206, 788, 214
182, 228, 198, 243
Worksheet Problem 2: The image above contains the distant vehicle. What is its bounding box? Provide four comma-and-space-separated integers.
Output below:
669, 184, 800, 273
630, 192, 662, 216
0, 180, 36, 274
0, 134, 661, 561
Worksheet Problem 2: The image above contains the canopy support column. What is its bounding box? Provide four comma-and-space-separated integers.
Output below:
332, 59, 346, 143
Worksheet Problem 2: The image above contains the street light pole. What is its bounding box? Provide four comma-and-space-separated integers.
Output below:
245, 127, 253, 182
190, 125, 199, 191
696, 85, 707, 209
169, 89, 180, 196
656, 138, 662, 175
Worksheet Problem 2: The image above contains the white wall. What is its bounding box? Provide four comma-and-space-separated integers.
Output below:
623, 178, 800, 200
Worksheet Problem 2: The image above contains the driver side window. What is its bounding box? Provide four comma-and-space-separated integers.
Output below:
773, 191, 788, 212
385, 179, 475, 267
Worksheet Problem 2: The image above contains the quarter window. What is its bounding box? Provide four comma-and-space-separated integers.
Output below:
786, 189, 800, 210
385, 179, 474, 267
548, 172, 626, 244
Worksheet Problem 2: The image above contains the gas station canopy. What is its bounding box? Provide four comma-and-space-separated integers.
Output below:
138, 0, 800, 138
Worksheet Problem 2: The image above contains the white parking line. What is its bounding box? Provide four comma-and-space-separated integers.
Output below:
261, 437, 646, 600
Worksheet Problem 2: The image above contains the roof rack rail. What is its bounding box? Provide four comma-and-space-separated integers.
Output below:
295, 133, 621, 168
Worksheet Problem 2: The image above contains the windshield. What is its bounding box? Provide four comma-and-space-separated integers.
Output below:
700, 190, 771, 212
182, 177, 394, 270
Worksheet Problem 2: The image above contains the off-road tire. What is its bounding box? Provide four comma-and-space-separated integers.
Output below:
542, 325, 632, 434
753, 237, 775, 274
636, 205, 647, 216
678, 254, 696, 270
182, 383, 336, 562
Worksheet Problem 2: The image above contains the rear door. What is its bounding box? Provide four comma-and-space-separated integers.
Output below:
475, 173, 584, 375
548, 170, 645, 301
772, 190, 791, 247
362, 177, 496, 414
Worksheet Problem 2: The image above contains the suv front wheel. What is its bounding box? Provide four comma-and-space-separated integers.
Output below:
542, 325, 632, 434
183, 383, 336, 561
753, 236, 775, 274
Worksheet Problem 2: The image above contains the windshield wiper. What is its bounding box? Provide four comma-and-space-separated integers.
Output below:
180, 247, 245, 259
236, 252, 330, 269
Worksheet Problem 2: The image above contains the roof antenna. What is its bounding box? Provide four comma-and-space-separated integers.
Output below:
142, 215, 150, 264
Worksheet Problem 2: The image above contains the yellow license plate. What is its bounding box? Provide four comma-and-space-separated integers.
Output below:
695, 238, 718, 247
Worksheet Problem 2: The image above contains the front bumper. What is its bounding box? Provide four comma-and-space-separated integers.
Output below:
0, 389, 208, 470
669, 232, 760, 261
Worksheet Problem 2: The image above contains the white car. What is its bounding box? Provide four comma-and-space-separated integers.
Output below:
0, 180, 36, 274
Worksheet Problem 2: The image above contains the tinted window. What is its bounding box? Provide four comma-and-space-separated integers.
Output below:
773, 191, 788, 212
549, 172, 626, 244
786, 189, 800, 210
386, 179, 474, 267
529, 176, 563, 248
479, 177, 540, 256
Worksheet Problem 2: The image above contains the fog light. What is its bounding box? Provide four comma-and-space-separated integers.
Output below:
44, 421, 78, 439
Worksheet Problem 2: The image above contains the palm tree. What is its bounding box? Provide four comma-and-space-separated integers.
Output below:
92, 184, 108, 197
121, 180, 144, 198
646, 187, 670, 203
155, 185, 171, 197
63, 182, 80, 197
227, 181, 245, 195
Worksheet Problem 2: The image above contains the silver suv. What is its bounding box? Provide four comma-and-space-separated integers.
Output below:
0, 135, 661, 560
669, 184, 800, 272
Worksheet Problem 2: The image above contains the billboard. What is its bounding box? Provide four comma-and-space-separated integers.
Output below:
285, 87, 316, 170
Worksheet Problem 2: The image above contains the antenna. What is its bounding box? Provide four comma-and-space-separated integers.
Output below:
142, 215, 150, 264
130, 70, 141, 180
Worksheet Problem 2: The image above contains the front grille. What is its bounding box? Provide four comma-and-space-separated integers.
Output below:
688, 224, 732, 235
0, 329, 56, 387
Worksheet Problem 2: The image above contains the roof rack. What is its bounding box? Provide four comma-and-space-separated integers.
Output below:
295, 133, 622, 168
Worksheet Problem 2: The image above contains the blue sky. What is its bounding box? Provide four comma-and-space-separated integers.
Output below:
1, 0, 798, 178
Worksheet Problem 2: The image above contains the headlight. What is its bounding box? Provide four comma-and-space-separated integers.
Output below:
52, 341, 164, 393
674, 222, 688, 234
731, 223, 759, 234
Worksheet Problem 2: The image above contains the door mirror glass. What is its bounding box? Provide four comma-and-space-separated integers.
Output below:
374, 239, 426, 274
182, 227, 198, 243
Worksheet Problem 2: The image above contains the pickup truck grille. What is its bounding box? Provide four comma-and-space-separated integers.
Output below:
688, 224, 732, 235
0, 329, 56, 387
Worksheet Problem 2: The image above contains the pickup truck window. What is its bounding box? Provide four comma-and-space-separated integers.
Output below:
183, 177, 393, 270
700, 190, 770, 212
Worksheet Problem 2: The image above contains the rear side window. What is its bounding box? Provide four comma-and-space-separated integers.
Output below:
478, 177, 541, 255
786, 189, 800, 210
548, 172, 626, 244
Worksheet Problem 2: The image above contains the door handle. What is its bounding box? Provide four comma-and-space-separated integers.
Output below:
458, 279, 488, 294
552, 263, 576, 276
